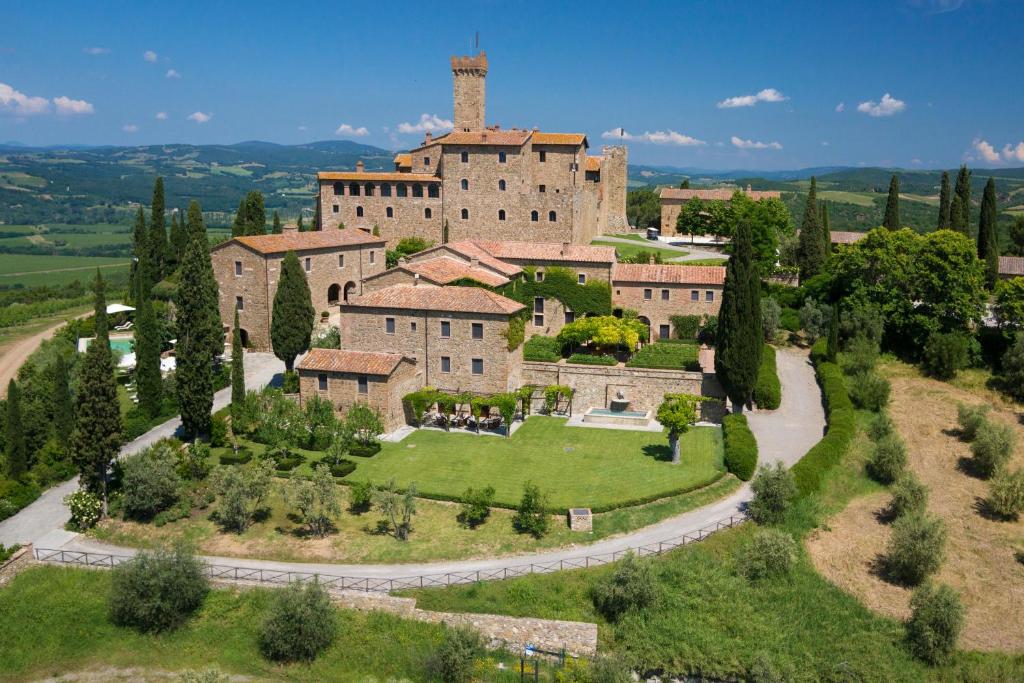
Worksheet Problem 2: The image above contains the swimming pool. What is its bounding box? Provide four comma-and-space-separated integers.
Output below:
79, 336, 134, 354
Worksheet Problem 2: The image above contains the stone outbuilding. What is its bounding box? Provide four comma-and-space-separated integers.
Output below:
659, 186, 782, 235
611, 263, 726, 341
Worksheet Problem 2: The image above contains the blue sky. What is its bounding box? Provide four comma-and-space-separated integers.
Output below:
0, 0, 1021, 170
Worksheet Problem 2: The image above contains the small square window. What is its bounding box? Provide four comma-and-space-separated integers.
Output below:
565, 311, 575, 324
535, 271, 544, 282
386, 206, 393, 218
644, 288, 652, 300
385, 317, 395, 334
659, 324, 670, 340
471, 322, 483, 339
357, 376, 368, 394
690, 290, 699, 301
706, 290, 714, 302
304, 257, 312, 272
534, 314, 544, 327
441, 356, 451, 373
577, 273, 586, 285
471, 358, 484, 375
411, 321, 417, 332
338, 254, 345, 268
423, 156, 430, 166
661, 289, 669, 301
235, 296, 244, 310
440, 320, 451, 338
332, 205, 339, 214
498, 151, 506, 163
318, 373, 327, 391
539, 184, 546, 193
461, 151, 469, 163
369, 251, 375, 264
234, 261, 242, 276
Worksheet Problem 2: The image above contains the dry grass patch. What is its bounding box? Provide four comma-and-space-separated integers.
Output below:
807, 361, 1024, 651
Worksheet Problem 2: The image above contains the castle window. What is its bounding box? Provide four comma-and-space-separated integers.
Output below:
412, 184, 423, 198
397, 184, 408, 197
661, 289, 670, 301
498, 151, 506, 163
235, 296, 244, 310
461, 151, 469, 163
539, 184, 546, 193
706, 290, 714, 302
440, 320, 451, 338
498, 209, 506, 221
539, 150, 546, 162
440, 356, 451, 373
461, 178, 469, 190
381, 183, 391, 197
349, 182, 360, 196
365, 183, 375, 197
369, 251, 375, 264
644, 288, 653, 300
535, 271, 544, 282
423, 156, 430, 166
564, 311, 575, 324
428, 184, 439, 198
357, 376, 368, 394
533, 314, 544, 327
471, 322, 483, 339
548, 211, 557, 222
304, 257, 312, 272
424, 208, 432, 219
577, 273, 586, 285
411, 321, 417, 332
318, 374, 328, 391
385, 317, 395, 334
332, 205, 339, 213
530, 210, 539, 222
471, 358, 484, 375
386, 207, 393, 218
659, 324, 670, 340
498, 179, 506, 191
461, 209, 469, 220
333, 182, 343, 196
234, 261, 242, 276
690, 290, 699, 301
534, 297, 544, 313
356, 206, 364, 217
338, 254, 345, 268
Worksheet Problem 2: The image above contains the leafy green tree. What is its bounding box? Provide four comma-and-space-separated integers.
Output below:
169, 209, 188, 266
655, 393, 702, 464
591, 552, 659, 620
680, 178, 690, 189
211, 459, 274, 532
149, 176, 168, 280
297, 213, 306, 233
797, 177, 827, 279
886, 513, 946, 584
373, 478, 417, 540
1002, 332, 1024, 400
134, 287, 163, 418
346, 402, 383, 447
128, 207, 147, 303
458, 485, 495, 528
937, 170, 952, 230
426, 627, 483, 683
625, 188, 660, 231
749, 462, 796, 524
977, 177, 999, 289
883, 175, 900, 230
231, 309, 245, 417
676, 196, 708, 241
176, 202, 222, 439
4, 380, 27, 479
512, 481, 549, 538
1007, 216, 1024, 256
71, 272, 122, 512
109, 546, 208, 633
271, 251, 314, 372
716, 220, 762, 411
259, 581, 336, 663
820, 200, 831, 256
285, 463, 341, 537
993, 278, 1024, 329
906, 582, 964, 665
731, 192, 792, 275
121, 441, 181, 519
952, 164, 971, 235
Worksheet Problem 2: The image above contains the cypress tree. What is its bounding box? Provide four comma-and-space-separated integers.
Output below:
680, 178, 691, 189
169, 210, 188, 267
134, 287, 163, 418
715, 220, 762, 412
797, 177, 827, 280
952, 165, 972, 235
4, 379, 27, 480
820, 201, 832, 255
271, 250, 315, 373
232, 198, 246, 237
71, 271, 122, 512
231, 308, 245, 417
176, 201, 222, 439
297, 213, 305, 233
978, 177, 1000, 289
128, 207, 147, 304
50, 352, 74, 451
149, 177, 168, 280
313, 202, 321, 230
938, 171, 952, 230
883, 175, 900, 230
187, 200, 205, 241
272, 210, 282, 234
950, 195, 966, 237
243, 191, 266, 235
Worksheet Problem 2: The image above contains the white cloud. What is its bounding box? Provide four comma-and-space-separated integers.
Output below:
973, 138, 1001, 163
53, 96, 94, 116
972, 138, 1024, 164
716, 88, 788, 109
334, 123, 369, 137
187, 111, 211, 124
155, 111, 168, 120
397, 113, 453, 134
165, 69, 181, 79
601, 128, 705, 146
821, 141, 830, 146
1002, 142, 1024, 163
82, 47, 110, 55
835, 102, 845, 113
856, 93, 906, 117
143, 50, 158, 62
297, 125, 308, 131
911, 158, 923, 165
122, 124, 139, 133
731, 135, 782, 150
0, 82, 50, 116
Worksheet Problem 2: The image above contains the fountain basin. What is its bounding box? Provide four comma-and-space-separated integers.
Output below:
582, 407, 652, 427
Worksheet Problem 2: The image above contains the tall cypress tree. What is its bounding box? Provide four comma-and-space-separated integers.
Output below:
797, 177, 827, 280
244, 191, 266, 235
271, 250, 315, 373
272, 210, 282, 234
715, 221, 762, 412
128, 207, 147, 304
937, 170, 952, 230
50, 352, 74, 451
313, 201, 321, 231
149, 177, 168, 281
950, 195, 966, 237
187, 200, 205, 241
297, 213, 305, 233
952, 164, 972, 235
820, 201, 832, 256
176, 200, 222, 439
134, 287, 163, 418
883, 175, 900, 230
978, 177, 1000, 289
231, 308, 245, 417
169, 210, 188, 268
4, 379, 27, 480
71, 271, 122, 512
232, 197, 246, 237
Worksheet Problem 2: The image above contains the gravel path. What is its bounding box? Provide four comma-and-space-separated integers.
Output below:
38, 348, 825, 581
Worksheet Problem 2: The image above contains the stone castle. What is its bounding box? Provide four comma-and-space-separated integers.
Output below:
317, 52, 628, 245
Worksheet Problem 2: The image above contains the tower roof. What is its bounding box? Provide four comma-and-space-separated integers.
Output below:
450, 51, 488, 73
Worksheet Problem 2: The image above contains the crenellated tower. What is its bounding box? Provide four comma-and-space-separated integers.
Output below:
451, 52, 488, 131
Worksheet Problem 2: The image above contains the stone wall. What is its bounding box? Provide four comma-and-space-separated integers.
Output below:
611, 281, 723, 341
0, 545, 35, 589
598, 145, 629, 233
298, 359, 419, 432
318, 180, 443, 243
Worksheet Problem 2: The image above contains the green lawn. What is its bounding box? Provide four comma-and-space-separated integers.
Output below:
591, 239, 689, 261
682, 257, 728, 266
347, 416, 723, 511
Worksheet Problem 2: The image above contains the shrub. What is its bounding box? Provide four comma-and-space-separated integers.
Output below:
867, 434, 907, 484
849, 371, 891, 411
121, 442, 183, 519
311, 326, 340, 349
348, 442, 382, 457
761, 298, 781, 341
218, 448, 252, 465
178, 441, 212, 481
956, 403, 991, 441
259, 581, 337, 662
890, 473, 929, 518
591, 552, 659, 621
373, 479, 417, 540
799, 300, 831, 342
425, 626, 483, 683
281, 371, 299, 394
722, 413, 757, 481
790, 358, 856, 497
512, 481, 550, 538
64, 488, 102, 530
567, 353, 617, 366
346, 402, 383, 448
347, 480, 374, 512
328, 459, 356, 478
922, 332, 970, 380
698, 315, 718, 345
779, 307, 800, 333
737, 528, 798, 580
109, 546, 208, 632
970, 420, 1015, 479
886, 513, 947, 585
209, 414, 229, 448
752, 344, 781, 409
987, 468, 1024, 519
842, 334, 879, 376
285, 464, 342, 537
906, 582, 964, 665
840, 304, 884, 347
523, 334, 562, 362
669, 314, 701, 340
748, 462, 797, 525
458, 485, 495, 528
589, 656, 633, 683
0, 543, 21, 563
868, 411, 895, 441
626, 341, 701, 370
211, 459, 274, 532
1000, 332, 1024, 400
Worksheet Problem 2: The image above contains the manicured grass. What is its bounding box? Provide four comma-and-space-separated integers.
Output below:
591, 239, 688, 261
609, 232, 648, 242
349, 417, 724, 511
682, 257, 728, 266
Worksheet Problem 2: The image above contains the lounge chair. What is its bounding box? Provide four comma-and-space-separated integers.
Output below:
114, 321, 133, 331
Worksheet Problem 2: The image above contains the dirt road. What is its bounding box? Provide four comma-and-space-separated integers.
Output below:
0, 314, 85, 397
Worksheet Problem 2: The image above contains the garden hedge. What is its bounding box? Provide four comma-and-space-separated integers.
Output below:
625, 342, 702, 371
753, 344, 781, 410
790, 339, 856, 497
722, 414, 758, 481
523, 335, 562, 362
566, 353, 618, 366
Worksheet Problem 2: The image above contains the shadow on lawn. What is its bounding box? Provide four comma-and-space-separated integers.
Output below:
641, 443, 673, 462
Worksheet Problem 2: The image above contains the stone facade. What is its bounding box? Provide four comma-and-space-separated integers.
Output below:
659, 186, 782, 235
611, 263, 726, 341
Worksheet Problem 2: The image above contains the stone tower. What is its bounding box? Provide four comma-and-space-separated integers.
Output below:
600, 145, 629, 231
451, 52, 487, 131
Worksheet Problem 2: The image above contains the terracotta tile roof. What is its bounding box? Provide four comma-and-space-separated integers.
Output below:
532, 132, 587, 146
469, 240, 617, 264
436, 243, 523, 276
393, 153, 411, 167
318, 171, 438, 182
1000, 256, 1024, 277
405, 256, 511, 287
297, 348, 407, 376
585, 156, 603, 172
612, 263, 726, 285
344, 285, 525, 315
659, 188, 782, 202
830, 230, 867, 245
221, 229, 384, 255
432, 129, 532, 147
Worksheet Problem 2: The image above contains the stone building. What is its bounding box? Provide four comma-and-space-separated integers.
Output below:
296, 348, 419, 431
211, 228, 386, 351
611, 263, 725, 341
999, 256, 1024, 281
659, 186, 782, 235
317, 52, 627, 245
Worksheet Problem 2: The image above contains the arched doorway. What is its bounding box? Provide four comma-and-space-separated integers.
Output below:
238, 328, 250, 349
327, 283, 342, 305
342, 281, 357, 303
637, 316, 651, 344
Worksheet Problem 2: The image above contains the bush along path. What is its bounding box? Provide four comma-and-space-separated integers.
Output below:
44, 347, 827, 584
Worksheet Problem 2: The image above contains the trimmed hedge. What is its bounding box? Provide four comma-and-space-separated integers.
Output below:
790, 339, 856, 497
723, 413, 758, 481
218, 449, 252, 465
566, 353, 618, 366
753, 344, 781, 409
329, 459, 357, 478
625, 342, 701, 371
523, 335, 562, 362
348, 442, 382, 458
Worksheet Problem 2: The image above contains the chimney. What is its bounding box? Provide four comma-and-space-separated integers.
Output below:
355, 160, 365, 173
561, 241, 570, 257
469, 256, 479, 268
648, 254, 656, 265
282, 223, 298, 233
425, 131, 432, 144
413, 273, 420, 286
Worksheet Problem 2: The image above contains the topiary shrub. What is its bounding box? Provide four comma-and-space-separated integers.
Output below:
748, 462, 797, 525
737, 528, 798, 581
849, 371, 891, 412
956, 403, 990, 442
327, 459, 356, 478
425, 626, 483, 683
906, 582, 964, 665
109, 546, 208, 632
722, 413, 757, 481
259, 581, 337, 662
986, 468, 1024, 520
885, 513, 947, 585
752, 345, 781, 410
591, 552, 659, 621
921, 332, 970, 381
512, 482, 549, 538
890, 472, 929, 519
867, 434, 907, 484
970, 420, 1015, 479
209, 414, 229, 448
523, 335, 563, 362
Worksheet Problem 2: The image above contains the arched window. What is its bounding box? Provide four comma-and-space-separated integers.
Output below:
380, 183, 391, 197
498, 209, 506, 221
460, 150, 469, 163
498, 179, 506, 191
412, 184, 423, 198
333, 181, 344, 196
460, 178, 469, 191
461, 208, 469, 220
530, 210, 539, 222
424, 208, 432, 219
386, 207, 393, 218
428, 184, 439, 198
397, 184, 408, 197
356, 206, 364, 217
349, 182, 360, 196
548, 210, 557, 222
365, 183, 375, 197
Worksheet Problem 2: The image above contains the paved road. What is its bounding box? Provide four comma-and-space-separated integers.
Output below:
0, 352, 284, 547
44, 349, 825, 581
594, 235, 727, 263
